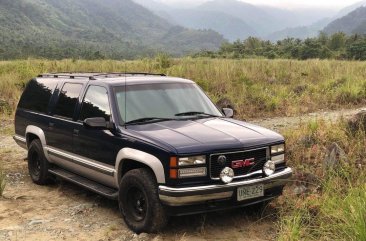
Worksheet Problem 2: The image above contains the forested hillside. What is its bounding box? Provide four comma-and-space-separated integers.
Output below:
0, 0, 224, 59
194, 33, 366, 60
324, 6, 366, 35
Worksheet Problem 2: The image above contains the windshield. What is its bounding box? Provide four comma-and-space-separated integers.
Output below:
114, 83, 222, 124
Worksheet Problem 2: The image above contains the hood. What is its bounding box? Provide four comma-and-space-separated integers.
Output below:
125, 118, 284, 154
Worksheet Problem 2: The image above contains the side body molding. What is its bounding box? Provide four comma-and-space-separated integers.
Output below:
115, 148, 165, 186
25, 125, 51, 161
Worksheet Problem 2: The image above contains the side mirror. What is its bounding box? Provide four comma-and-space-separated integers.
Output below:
83, 117, 108, 129
222, 108, 234, 118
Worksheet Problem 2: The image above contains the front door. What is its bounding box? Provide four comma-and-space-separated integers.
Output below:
72, 85, 121, 186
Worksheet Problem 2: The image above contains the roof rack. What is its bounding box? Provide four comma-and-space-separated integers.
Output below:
38, 72, 166, 80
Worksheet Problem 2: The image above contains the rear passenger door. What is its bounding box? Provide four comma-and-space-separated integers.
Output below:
73, 85, 120, 166
46, 82, 83, 153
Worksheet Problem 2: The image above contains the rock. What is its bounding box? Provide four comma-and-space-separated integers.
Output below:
296, 172, 319, 186
348, 110, 366, 133
152, 235, 163, 241
323, 142, 347, 169
70, 203, 94, 215
138, 233, 149, 239
28, 219, 48, 226
293, 185, 307, 196
293, 85, 307, 95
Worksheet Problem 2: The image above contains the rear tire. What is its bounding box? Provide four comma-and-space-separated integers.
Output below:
119, 168, 168, 234
28, 139, 52, 185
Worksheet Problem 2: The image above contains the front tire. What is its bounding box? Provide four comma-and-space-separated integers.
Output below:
119, 168, 168, 233
28, 139, 52, 185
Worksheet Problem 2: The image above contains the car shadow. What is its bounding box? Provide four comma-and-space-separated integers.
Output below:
56, 179, 278, 236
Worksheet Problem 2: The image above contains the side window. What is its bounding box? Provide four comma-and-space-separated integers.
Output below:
53, 83, 83, 119
78, 86, 111, 121
18, 79, 57, 114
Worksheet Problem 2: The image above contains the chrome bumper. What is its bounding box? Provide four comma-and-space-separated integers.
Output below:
159, 167, 292, 206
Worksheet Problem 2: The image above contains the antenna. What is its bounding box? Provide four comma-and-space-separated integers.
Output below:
124, 61, 127, 129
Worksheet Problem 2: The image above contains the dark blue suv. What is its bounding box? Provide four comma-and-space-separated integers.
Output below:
13, 73, 292, 233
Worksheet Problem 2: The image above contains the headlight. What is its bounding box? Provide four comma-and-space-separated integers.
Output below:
178, 156, 206, 166
271, 144, 285, 155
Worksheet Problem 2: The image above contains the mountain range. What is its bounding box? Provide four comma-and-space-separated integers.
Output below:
0, 0, 224, 59
324, 6, 366, 35
1, 0, 366, 60
135, 0, 366, 41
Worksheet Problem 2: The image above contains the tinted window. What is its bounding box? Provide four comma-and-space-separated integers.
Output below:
54, 83, 83, 119
79, 86, 111, 121
18, 79, 57, 113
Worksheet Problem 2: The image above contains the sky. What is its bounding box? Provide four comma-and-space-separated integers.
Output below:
160, 0, 363, 9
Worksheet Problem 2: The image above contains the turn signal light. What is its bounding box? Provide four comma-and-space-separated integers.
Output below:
170, 169, 178, 179
170, 157, 178, 168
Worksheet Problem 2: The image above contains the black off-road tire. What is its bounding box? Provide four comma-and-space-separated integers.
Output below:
119, 168, 168, 234
28, 139, 52, 185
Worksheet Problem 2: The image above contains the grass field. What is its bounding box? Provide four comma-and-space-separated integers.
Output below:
0, 58, 365, 240
1, 58, 366, 118
279, 119, 366, 240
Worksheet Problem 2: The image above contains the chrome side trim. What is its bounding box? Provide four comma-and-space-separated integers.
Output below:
45, 146, 115, 176
160, 167, 292, 194
159, 191, 233, 206
13, 135, 27, 149
25, 125, 50, 160
115, 148, 165, 186
13, 135, 26, 143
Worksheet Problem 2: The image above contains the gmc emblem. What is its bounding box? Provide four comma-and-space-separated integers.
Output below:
231, 158, 255, 169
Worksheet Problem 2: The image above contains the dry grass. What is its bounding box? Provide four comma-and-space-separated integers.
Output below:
0, 167, 5, 197
277, 119, 366, 241
0, 58, 366, 119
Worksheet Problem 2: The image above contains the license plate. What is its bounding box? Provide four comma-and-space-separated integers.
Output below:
237, 184, 264, 201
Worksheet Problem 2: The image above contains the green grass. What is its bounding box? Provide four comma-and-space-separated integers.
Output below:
0, 58, 365, 118
277, 120, 366, 241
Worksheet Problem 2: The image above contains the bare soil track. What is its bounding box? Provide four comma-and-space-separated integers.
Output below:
0, 106, 365, 241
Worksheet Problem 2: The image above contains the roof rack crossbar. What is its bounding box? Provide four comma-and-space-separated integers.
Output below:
38, 72, 165, 80
91, 72, 166, 77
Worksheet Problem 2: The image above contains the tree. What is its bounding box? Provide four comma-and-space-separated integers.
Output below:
328, 32, 346, 51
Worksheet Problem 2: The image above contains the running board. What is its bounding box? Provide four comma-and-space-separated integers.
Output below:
49, 168, 118, 200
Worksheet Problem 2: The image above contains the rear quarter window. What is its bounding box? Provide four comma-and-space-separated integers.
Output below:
18, 79, 58, 114
53, 83, 83, 119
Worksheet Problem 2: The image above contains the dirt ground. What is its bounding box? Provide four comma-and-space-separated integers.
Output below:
1, 106, 365, 241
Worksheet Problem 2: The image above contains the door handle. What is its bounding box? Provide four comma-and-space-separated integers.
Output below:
48, 122, 54, 129
73, 129, 79, 136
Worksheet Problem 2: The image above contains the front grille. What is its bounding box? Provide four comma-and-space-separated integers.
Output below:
210, 148, 268, 179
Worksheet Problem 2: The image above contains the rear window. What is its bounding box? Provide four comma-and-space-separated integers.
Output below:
18, 79, 57, 114
53, 83, 83, 119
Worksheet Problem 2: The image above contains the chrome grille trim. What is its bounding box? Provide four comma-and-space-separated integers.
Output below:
209, 147, 270, 180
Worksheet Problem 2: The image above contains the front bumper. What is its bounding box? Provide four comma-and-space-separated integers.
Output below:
159, 167, 292, 207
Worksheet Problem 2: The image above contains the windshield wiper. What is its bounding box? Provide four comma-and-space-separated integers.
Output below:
175, 111, 220, 118
124, 117, 174, 125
